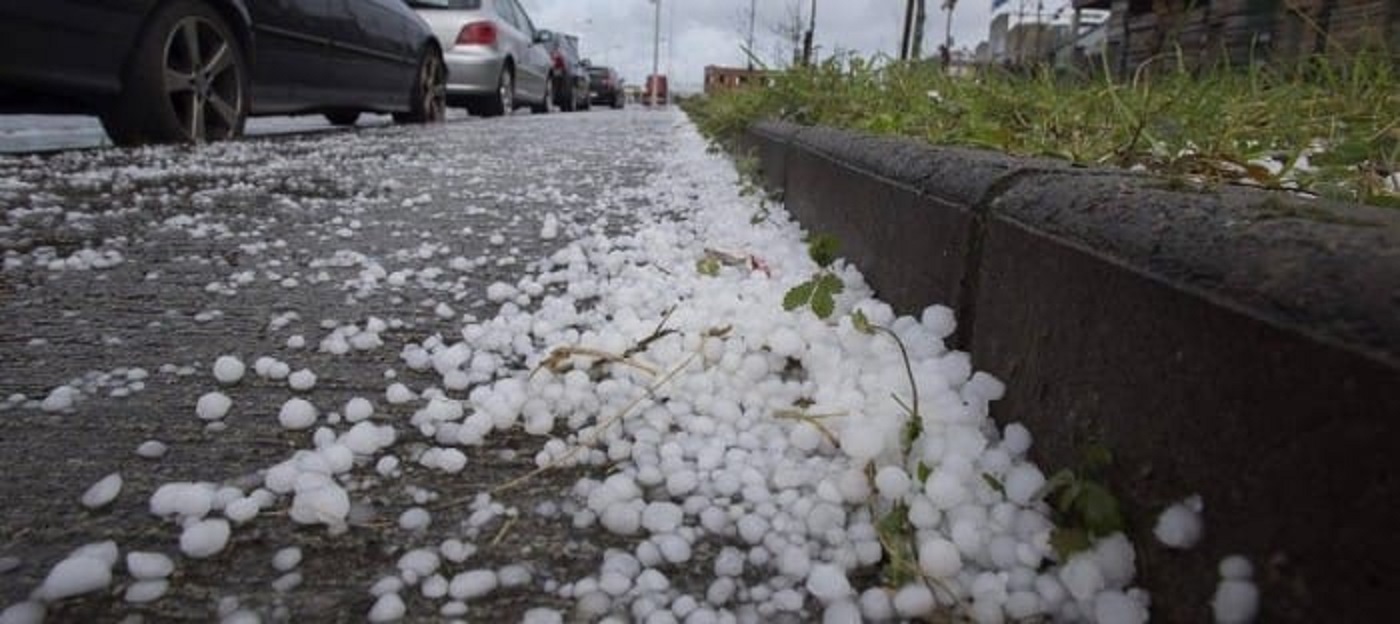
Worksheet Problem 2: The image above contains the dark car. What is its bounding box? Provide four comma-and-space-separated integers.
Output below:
0, 0, 447, 146
539, 30, 588, 112
587, 66, 624, 109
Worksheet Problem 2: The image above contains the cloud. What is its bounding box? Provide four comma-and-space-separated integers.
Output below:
520, 0, 998, 92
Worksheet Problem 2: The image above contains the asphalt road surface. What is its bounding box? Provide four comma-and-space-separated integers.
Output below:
0, 109, 690, 621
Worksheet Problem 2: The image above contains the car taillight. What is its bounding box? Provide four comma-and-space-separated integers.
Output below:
551, 51, 565, 70
457, 21, 497, 46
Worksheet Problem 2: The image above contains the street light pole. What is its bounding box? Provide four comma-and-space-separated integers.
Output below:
650, 0, 661, 107
747, 0, 757, 70
900, 0, 916, 60
801, 0, 816, 65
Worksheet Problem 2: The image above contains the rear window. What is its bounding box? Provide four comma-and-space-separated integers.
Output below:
589, 69, 610, 79
408, 0, 482, 9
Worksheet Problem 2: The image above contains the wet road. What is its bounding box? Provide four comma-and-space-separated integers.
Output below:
0, 110, 681, 621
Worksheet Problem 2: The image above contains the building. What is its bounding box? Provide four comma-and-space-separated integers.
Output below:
990, 13, 1012, 62
702, 66, 775, 95
1074, 0, 1400, 75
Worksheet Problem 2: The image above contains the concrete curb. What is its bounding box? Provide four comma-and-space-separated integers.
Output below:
743, 121, 1400, 622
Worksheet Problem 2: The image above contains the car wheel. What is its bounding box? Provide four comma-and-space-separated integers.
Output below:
560, 81, 576, 112
475, 66, 512, 118
100, 0, 247, 146
325, 111, 360, 126
531, 78, 552, 114
393, 48, 446, 124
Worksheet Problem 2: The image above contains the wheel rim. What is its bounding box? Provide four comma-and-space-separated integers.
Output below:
421, 54, 446, 121
500, 70, 513, 114
163, 16, 242, 142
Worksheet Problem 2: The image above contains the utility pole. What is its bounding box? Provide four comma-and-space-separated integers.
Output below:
801, 0, 816, 65
943, 0, 957, 55
912, 0, 927, 59
746, 0, 757, 70
900, 0, 916, 60
650, 0, 661, 107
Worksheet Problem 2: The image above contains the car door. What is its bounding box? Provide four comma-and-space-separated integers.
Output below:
246, 0, 333, 112
324, 0, 420, 109
498, 0, 548, 102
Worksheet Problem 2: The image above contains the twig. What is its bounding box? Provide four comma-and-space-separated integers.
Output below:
489, 514, 518, 547
531, 346, 658, 379
772, 409, 846, 446
622, 306, 678, 359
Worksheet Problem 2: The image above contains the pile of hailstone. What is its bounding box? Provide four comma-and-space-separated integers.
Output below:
388, 124, 1152, 622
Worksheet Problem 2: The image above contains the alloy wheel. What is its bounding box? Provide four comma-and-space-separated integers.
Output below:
500, 70, 514, 114
421, 53, 446, 122
162, 16, 242, 142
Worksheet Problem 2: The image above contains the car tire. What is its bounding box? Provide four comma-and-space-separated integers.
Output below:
472, 65, 512, 118
560, 81, 576, 112
100, 0, 248, 146
325, 111, 360, 126
531, 78, 552, 114
393, 47, 446, 124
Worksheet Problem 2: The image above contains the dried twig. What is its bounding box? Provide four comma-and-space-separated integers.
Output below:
772, 409, 846, 447
489, 514, 518, 547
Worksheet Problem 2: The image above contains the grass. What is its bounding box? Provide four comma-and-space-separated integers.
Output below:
683, 52, 1400, 209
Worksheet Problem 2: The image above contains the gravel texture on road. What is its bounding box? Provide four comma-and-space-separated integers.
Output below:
0, 110, 672, 621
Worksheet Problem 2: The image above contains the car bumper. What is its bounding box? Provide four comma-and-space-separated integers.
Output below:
442, 48, 505, 97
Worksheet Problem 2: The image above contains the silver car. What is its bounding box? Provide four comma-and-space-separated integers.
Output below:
408, 0, 553, 117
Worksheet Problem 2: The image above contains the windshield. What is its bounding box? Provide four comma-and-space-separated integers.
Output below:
407, 0, 482, 9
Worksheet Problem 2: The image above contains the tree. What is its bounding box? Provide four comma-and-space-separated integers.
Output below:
730, 0, 806, 68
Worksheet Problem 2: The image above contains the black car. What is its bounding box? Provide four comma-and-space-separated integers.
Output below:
587, 66, 624, 109
0, 0, 447, 146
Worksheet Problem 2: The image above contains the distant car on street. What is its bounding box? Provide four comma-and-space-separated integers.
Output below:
408, 0, 554, 117
0, 0, 447, 145
587, 66, 625, 109
539, 31, 589, 112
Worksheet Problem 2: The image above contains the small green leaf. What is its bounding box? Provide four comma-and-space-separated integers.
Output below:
809, 273, 844, 319
875, 503, 919, 586
810, 287, 836, 319
851, 309, 875, 334
901, 412, 922, 447
916, 462, 932, 484
1050, 527, 1092, 560
1075, 481, 1125, 537
783, 280, 816, 311
696, 257, 721, 276
982, 473, 1006, 496
808, 233, 840, 268
1055, 480, 1084, 516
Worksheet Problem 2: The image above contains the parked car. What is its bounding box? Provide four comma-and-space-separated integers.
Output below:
587, 66, 625, 109
538, 30, 589, 112
409, 0, 553, 117
0, 0, 447, 145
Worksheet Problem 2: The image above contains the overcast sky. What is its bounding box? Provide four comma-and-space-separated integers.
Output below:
520, 1, 1014, 92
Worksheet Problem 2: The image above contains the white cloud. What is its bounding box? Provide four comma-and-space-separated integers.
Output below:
519, 0, 1002, 92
